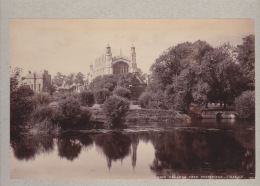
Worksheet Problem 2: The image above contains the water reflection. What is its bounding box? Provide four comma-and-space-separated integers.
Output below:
150, 130, 254, 178
57, 132, 93, 161
11, 122, 255, 178
95, 132, 132, 169
11, 134, 54, 161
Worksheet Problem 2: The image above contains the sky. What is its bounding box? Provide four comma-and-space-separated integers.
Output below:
10, 19, 254, 77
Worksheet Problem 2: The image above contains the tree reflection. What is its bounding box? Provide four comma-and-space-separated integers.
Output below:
11, 134, 54, 161
57, 132, 93, 161
95, 132, 131, 169
150, 130, 255, 178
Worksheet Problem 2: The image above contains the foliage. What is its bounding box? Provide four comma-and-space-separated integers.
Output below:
75, 72, 85, 85
94, 88, 110, 104
53, 72, 67, 87
138, 91, 152, 108
33, 92, 52, 107
80, 90, 95, 107
77, 107, 92, 125
235, 35, 255, 89
30, 106, 54, 123
58, 96, 81, 123
148, 38, 253, 113
53, 72, 86, 88
113, 87, 131, 99
11, 85, 35, 132
56, 96, 92, 126
235, 91, 255, 119
103, 95, 130, 126
89, 73, 140, 92
201, 43, 248, 107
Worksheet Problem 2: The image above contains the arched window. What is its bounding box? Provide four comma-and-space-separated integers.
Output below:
113, 62, 129, 74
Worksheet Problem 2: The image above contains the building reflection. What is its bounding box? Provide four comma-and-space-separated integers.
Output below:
95, 132, 132, 170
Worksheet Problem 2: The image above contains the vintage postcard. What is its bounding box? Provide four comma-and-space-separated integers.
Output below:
9, 19, 255, 179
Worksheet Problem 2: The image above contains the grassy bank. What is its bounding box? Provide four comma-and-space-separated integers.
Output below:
88, 107, 190, 123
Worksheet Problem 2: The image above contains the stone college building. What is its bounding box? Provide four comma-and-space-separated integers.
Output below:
88, 44, 137, 82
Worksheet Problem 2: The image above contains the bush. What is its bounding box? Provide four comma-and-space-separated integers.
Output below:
80, 91, 94, 107
235, 90, 255, 119
58, 96, 81, 123
77, 107, 92, 125
94, 88, 110, 104
113, 87, 131, 99
33, 92, 52, 107
103, 95, 130, 126
10, 85, 35, 132
31, 106, 54, 122
138, 92, 152, 108
53, 92, 80, 102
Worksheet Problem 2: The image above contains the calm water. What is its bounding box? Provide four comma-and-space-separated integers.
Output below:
10, 119, 255, 179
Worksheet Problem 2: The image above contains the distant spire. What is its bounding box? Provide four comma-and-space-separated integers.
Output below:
120, 48, 122, 56
107, 43, 110, 47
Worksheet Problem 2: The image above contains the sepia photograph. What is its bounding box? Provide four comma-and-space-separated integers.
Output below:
10, 19, 255, 179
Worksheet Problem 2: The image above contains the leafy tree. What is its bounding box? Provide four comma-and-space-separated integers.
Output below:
80, 90, 95, 107
103, 95, 130, 126
53, 72, 67, 87
94, 88, 110, 104
235, 35, 255, 89
235, 90, 255, 119
113, 87, 131, 99
149, 40, 213, 112
138, 91, 153, 108
65, 73, 75, 87
11, 85, 35, 132
75, 72, 85, 85
58, 96, 81, 124
10, 67, 35, 132
201, 43, 247, 108
89, 73, 140, 92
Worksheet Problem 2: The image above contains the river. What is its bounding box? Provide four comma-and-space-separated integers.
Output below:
10, 119, 255, 179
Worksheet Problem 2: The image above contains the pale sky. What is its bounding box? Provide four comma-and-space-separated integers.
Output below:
10, 19, 254, 77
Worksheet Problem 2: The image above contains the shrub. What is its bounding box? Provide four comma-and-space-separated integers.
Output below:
77, 107, 92, 125
10, 85, 35, 132
94, 88, 110, 104
113, 87, 131, 99
80, 91, 94, 107
33, 92, 52, 107
138, 91, 152, 108
31, 106, 54, 123
235, 90, 255, 119
58, 96, 81, 123
103, 95, 130, 126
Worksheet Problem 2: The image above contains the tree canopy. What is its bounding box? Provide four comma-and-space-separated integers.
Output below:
148, 36, 254, 112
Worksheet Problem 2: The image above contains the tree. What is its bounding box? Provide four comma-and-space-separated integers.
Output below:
103, 95, 130, 127
80, 90, 95, 107
201, 43, 247, 108
75, 72, 85, 85
65, 73, 75, 87
113, 87, 131, 99
53, 72, 66, 87
10, 67, 35, 132
235, 90, 255, 119
148, 40, 213, 111
89, 73, 140, 92
235, 35, 255, 89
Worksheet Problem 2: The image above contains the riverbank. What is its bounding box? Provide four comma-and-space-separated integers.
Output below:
88, 107, 191, 123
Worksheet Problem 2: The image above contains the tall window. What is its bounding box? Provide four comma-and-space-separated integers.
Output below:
113, 62, 128, 74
